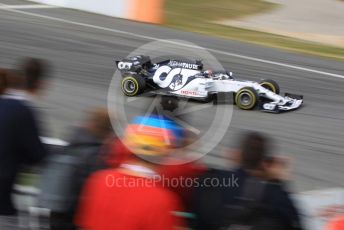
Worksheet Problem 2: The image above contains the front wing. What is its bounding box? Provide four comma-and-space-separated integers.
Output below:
259, 93, 303, 113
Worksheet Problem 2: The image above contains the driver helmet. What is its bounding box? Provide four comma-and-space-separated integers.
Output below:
203, 69, 213, 77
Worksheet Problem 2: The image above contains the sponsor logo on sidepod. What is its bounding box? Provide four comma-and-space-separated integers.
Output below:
169, 61, 199, 70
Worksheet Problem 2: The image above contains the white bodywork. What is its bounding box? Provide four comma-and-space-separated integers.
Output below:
152, 67, 303, 112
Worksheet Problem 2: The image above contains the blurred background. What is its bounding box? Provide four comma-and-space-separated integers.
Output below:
0, 0, 343, 229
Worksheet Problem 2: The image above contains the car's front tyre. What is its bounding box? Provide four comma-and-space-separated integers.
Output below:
121, 75, 146, 96
235, 87, 258, 110
260, 79, 280, 94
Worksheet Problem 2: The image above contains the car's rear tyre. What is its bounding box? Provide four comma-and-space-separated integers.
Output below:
121, 75, 146, 96
235, 87, 258, 110
260, 79, 280, 94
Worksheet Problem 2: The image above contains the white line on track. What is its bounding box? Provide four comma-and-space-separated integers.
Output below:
0, 4, 58, 9
0, 3, 343, 79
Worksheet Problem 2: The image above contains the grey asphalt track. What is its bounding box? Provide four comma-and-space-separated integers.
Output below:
0, 0, 343, 192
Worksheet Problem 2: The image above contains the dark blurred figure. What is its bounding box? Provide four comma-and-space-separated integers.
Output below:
0, 58, 48, 227
38, 108, 113, 230
21, 58, 47, 94
4, 58, 48, 96
75, 115, 185, 230
193, 132, 303, 230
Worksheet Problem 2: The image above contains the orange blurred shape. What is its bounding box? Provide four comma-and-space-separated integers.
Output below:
125, 124, 176, 143
124, 124, 176, 156
128, 0, 165, 24
326, 215, 344, 230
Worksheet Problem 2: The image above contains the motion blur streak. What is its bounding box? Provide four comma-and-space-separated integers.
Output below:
0, 2, 343, 79
0, 0, 343, 193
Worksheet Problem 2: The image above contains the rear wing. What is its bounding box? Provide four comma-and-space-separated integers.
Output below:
115, 55, 152, 71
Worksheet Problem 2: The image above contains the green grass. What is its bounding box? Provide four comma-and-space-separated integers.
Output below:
164, 0, 344, 60
165, 0, 274, 25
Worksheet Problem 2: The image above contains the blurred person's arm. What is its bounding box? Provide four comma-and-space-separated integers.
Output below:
19, 105, 47, 164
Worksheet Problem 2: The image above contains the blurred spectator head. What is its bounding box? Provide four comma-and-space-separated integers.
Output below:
123, 115, 184, 163
240, 131, 270, 171
239, 132, 290, 180
85, 108, 112, 140
0, 69, 8, 94
19, 57, 49, 94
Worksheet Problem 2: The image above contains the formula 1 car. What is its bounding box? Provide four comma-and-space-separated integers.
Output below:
116, 55, 303, 113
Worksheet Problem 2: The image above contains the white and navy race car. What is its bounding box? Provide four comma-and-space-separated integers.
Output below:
116, 55, 303, 113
